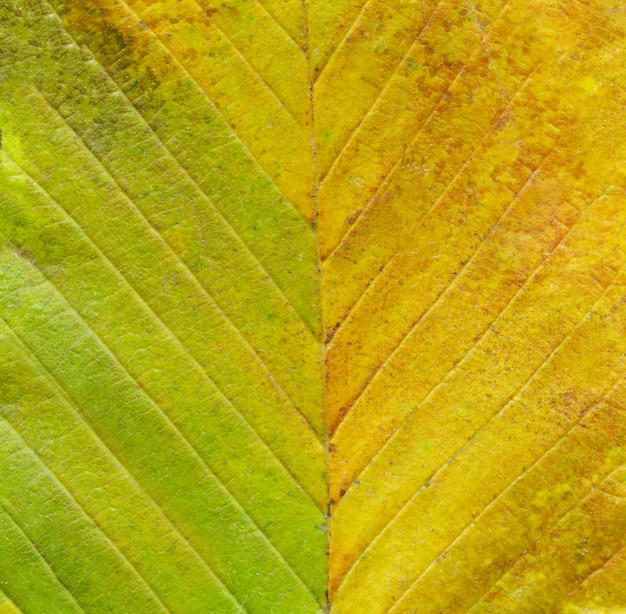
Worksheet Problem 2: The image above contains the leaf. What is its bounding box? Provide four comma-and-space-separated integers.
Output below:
321, 0, 626, 612
0, 1, 325, 612
2, 1, 626, 613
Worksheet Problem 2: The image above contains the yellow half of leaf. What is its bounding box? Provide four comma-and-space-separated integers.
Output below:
321, 0, 626, 612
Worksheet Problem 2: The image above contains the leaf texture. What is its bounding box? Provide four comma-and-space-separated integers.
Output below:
321, 0, 626, 612
0, 1, 325, 611
2, 0, 626, 613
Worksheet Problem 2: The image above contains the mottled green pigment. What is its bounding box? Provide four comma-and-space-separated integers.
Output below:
0, 1, 326, 612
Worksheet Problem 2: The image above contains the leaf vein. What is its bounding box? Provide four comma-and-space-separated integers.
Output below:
191, 0, 303, 126
336, 238, 626, 598
330, 78, 548, 438
1, 161, 319, 602
465, 456, 626, 614
392, 377, 626, 613
326, 65, 537, 347
318, 0, 447, 181
0, 310, 246, 613
44, 0, 317, 342
0, 423, 170, 614
35, 73, 324, 457
323, 0, 513, 263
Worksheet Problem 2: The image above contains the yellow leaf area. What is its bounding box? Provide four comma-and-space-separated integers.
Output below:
2, 0, 626, 613
322, 0, 626, 612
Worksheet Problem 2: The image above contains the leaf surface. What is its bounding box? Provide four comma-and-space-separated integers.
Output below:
2, 0, 626, 613
0, 1, 325, 612
320, 1, 626, 612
